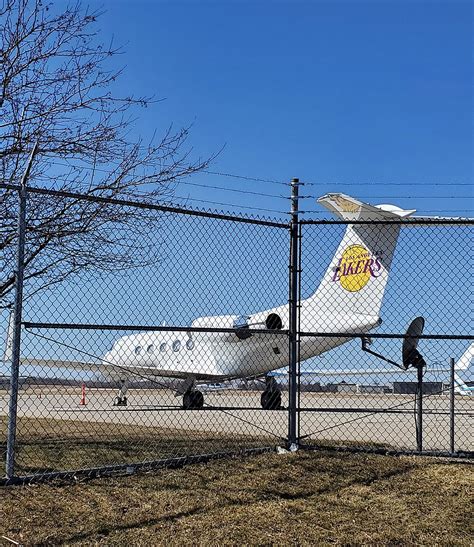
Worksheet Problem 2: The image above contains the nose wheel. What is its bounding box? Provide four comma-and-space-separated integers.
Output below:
113, 379, 128, 406
183, 390, 204, 409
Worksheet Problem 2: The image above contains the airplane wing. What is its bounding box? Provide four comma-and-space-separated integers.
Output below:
17, 358, 102, 373
9, 357, 223, 382
310, 367, 448, 376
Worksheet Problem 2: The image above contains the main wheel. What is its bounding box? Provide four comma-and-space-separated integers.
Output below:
183, 390, 204, 409
191, 390, 204, 409
261, 390, 281, 410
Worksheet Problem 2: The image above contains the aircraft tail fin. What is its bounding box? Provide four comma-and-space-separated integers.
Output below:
308, 194, 416, 318
453, 343, 474, 395
317, 193, 416, 222
454, 373, 474, 395
455, 343, 474, 371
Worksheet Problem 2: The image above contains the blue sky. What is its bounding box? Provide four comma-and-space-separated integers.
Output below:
86, 0, 472, 219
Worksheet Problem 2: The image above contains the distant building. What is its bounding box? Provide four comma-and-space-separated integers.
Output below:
393, 381, 443, 395
303, 382, 322, 392
336, 381, 357, 393
357, 384, 387, 394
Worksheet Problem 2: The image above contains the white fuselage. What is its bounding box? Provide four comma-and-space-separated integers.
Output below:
100, 192, 413, 384
102, 300, 381, 382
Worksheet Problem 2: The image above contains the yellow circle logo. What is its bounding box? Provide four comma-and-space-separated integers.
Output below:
338, 245, 372, 292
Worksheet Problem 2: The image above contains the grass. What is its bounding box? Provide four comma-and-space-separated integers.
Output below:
1, 416, 472, 544
1, 415, 393, 477
1, 449, 473, 545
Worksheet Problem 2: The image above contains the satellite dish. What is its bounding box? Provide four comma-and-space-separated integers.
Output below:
402, 317, 426, 369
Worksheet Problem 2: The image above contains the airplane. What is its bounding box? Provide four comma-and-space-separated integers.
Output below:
453, 343, 474, 396
3, 193, 456, 410
296, 342, 474, 394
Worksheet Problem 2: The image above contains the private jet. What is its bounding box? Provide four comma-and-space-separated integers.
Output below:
5, 193, 445, 409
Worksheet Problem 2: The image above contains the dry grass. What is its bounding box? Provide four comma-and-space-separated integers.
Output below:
1, 450, 473, 545
1, 416, 472, 544
0, 416, 270, 475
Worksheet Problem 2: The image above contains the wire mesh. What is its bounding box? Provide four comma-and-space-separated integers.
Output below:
1, 186, 290, 482
298, 221, 473, 454
1, 186, 473, 484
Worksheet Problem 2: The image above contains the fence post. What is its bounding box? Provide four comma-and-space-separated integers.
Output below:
288, 178, 300, 450
5, 142, 38, 481
450, 357, 455, 454
416, 365, 423, 452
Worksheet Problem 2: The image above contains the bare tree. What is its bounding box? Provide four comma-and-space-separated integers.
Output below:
0, 0, 214, 308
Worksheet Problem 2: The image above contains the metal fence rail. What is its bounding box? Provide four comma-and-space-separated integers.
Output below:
1, 182, 473, 484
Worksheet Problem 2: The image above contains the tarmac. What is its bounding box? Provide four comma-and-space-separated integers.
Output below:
1, 386, 473, 452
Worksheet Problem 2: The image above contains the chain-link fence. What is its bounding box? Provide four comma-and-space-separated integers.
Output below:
298, 220, 473, 455
1, 183, 473, 484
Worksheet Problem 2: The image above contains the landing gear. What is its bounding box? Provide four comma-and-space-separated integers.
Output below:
183, 390, 204, 410
113, 379, 128, 406
178, 377, 204, 409
261, 390, 281, 410
260, 375, 282, 410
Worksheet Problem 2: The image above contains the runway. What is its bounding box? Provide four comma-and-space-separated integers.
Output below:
1, 386, 473, 452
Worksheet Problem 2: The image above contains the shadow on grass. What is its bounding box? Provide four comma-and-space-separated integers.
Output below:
0, 416, 273, 475
59, 452, 421, 544
1, 415, 395, 478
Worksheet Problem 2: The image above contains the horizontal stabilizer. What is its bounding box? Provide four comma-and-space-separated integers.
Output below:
318, 193, 416, 221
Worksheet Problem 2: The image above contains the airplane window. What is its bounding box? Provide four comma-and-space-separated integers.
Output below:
186, 339, 194, 350
134, 346, 142, 355
172, 340, 181, 352
147, 344, 154, 353
159, 343, 167, 352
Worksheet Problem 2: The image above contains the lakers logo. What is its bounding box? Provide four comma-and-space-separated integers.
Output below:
332, 245, 382, 292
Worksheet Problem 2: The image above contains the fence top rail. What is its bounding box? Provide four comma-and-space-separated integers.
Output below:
23, 321, 290, 335
301, 218, 474, 226
0, 183, 290, 229
298, 332, 474, 340
23, 322, 474, 340
3, 182, 472, 226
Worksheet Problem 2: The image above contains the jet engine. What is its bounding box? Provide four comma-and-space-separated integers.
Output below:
191, 312, 283, 342
234, 312, 283, 340
265, 313, 283, 331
